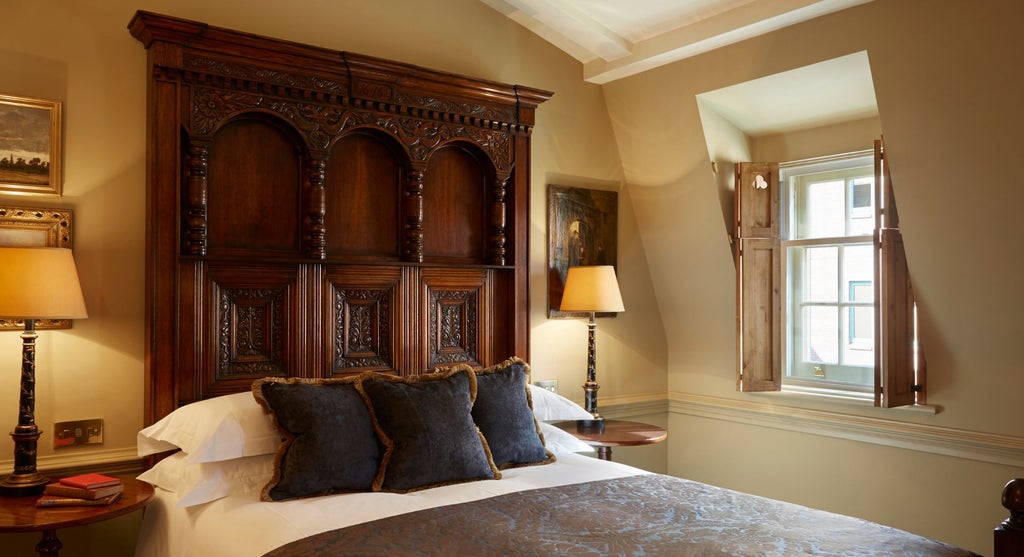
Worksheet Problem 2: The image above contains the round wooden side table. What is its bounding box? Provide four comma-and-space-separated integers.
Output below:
554, 419, 667, 461
0, 474, 153, 557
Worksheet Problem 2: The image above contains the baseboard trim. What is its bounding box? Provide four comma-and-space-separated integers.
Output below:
668, 391, 1024, 468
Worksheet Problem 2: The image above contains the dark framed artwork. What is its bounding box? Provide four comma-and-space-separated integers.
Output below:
0, 94, 63, 196
0, 205, 73, 330
547, 185, 618, 317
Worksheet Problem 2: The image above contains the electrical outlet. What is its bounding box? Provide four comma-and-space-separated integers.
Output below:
533, 379, 558, 393
53, 418, 103, 448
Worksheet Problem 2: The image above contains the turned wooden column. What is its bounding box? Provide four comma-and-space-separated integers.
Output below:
184, 141, 210, 256
403, 165, 425, 262
304, 157, 327, 260
488, 172, 510, 266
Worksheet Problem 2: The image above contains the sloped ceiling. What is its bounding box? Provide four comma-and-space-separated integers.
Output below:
481, 0, 873, 84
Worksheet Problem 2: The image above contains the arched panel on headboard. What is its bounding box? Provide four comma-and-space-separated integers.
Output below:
207, 115, 304, 254
422, 142, 491, 263
324, 130, 405, 260
129, 11, 551, 423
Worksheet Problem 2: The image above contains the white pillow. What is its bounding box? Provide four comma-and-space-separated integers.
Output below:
137, 392, 280, 464
528, 384, 594, 421
138, 451, 274, 507
538, 421, 595, 454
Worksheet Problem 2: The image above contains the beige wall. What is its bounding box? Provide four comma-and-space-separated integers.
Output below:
604, 0, 1023, 554
5, 0, 1021, 555
0, 0, 665, 554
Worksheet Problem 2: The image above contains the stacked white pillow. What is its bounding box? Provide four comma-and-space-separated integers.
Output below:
136, 392, 279, 507
137, 385, 594, 507
136, 391, 280, 462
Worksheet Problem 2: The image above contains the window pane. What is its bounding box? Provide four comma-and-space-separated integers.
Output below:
805, 180, 845, 238
848, 177, 874, 235
843, 306, 874, 366
805, 246, 837, 302
805, 306, 838, 364
843, 244, 873, 302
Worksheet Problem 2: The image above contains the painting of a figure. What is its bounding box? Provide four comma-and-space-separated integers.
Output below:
548, 185, 617, 317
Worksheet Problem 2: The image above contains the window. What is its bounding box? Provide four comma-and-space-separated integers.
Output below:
734, 140, 925, 407
783, 154, 875, 391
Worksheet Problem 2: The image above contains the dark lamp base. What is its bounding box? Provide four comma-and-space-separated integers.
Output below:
0, 472, 48, 497
575, 418, 606, 433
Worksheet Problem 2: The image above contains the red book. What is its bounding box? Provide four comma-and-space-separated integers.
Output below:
44, 482, 124, 500
58, 473, 121, 490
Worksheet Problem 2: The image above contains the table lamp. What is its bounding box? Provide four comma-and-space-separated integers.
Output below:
559, 265, 624, 424
0, 247, 87, 497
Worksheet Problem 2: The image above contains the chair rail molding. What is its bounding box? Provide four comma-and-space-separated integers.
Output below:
669, 391, 1024, 468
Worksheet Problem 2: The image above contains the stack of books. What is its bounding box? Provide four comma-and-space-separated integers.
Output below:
36, 473, 124, 507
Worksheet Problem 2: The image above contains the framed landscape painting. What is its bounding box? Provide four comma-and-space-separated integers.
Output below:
0, 94, 62, 196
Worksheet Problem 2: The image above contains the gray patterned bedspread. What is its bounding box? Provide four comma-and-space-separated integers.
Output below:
263, 474, 979, 556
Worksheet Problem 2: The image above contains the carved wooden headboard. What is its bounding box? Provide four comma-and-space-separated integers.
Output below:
129, 11, 551, 426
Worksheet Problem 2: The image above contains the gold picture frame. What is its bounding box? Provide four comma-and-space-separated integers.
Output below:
0, 205, 73, 330
0, 93, 63, 196
547, 184, 618, 318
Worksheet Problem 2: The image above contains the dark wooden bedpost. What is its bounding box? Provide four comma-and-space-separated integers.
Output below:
995, 478, 1024, 557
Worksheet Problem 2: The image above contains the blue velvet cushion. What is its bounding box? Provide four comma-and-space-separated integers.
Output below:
357, 367, 500, 493
252, 377, 382, 501
470, 358, 554, 469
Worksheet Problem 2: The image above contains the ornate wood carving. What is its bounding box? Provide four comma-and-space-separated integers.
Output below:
189, 81, 514, 169
215, 286, 288, 377
429, 289, 478, 366
422, 269, 486, 369
333, 286, 393, 372
130, 10, 549, 421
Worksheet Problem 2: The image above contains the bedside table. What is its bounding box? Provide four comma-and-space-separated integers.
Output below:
0, 474, 153, 557
554, 419, 667, 461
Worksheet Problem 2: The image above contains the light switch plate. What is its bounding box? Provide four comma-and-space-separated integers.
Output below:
53, 418, 103, 448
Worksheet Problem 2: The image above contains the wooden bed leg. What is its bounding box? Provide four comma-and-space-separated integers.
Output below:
995, 478, 1024, 557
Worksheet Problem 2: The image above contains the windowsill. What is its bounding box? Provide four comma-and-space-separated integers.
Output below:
776, 385, 938, 414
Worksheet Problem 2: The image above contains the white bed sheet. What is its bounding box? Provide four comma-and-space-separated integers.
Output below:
135, 452, 646, 557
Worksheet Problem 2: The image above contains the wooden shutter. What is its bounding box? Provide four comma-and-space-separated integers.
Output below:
735, 162, 781, 392
874, 139, 922, 407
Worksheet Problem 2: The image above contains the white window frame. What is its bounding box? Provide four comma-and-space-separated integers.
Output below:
780, 151, 876, 399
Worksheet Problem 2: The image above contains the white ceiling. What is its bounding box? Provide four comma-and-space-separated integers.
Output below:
481, 0, 873, 84
482, 0, 878, 136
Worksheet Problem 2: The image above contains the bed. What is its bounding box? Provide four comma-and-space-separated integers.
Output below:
132, 380, 978, 557
127, 11, 1013, 557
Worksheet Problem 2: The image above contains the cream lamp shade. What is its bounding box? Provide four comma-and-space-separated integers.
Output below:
559, 265, 624, 313
0, 247, 88, 319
